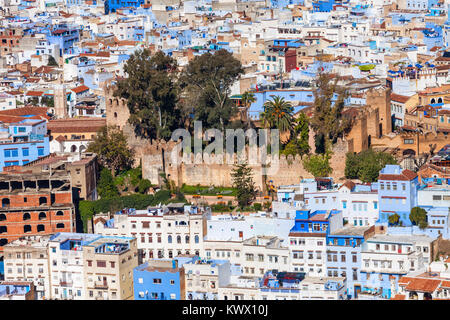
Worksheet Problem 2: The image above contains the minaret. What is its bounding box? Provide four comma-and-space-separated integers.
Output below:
54, 73, 67, 119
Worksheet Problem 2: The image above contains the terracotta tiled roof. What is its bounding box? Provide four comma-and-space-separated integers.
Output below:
438, 109, 450, 115
55, 135, 66, 142
0, 106, 49, 120
419, 84, 450, 94
399, 276, 415, 285
26, 91, 44, 97
47, 118, 105, 133
71, 85, 90, 94
339, 180, 355, 191
405, 278, 441, 293
391, 93, 410, 104
379, 169, 417, 181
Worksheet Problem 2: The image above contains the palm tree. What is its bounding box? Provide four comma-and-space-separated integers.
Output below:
260, 96, 294, 132
241, 91, 256, 126
241, 91, 256, 108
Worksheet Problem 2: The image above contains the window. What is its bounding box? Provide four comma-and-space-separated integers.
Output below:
22, 148, 29, 156
97, 260, 106, 267
37, 147, 44, 156
168, 235, 172, 243
404, 139, 414, 144
4, 149, 18, 158
153, 278, 162, 284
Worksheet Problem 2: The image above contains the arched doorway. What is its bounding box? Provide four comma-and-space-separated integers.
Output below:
403, 149, 416, 157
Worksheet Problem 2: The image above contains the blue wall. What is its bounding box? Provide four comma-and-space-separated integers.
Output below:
133, 262, 183, 300
105, 0, 144, 14
0, 137, 49, 170
378, 165, 419, 226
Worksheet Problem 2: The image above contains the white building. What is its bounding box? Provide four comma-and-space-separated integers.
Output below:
2, 235, 51, 300
183, 259, 231, 300
94, 204, 209, 261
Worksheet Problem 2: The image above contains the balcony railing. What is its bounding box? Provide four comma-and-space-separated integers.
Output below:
59, 280, 73, 287
94, 282, 108, 289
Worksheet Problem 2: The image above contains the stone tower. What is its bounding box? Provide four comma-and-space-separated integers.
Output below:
54, 74, 67, 119
366, 87, 392, 137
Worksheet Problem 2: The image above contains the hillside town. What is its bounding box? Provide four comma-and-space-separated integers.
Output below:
0, 0, 449, 302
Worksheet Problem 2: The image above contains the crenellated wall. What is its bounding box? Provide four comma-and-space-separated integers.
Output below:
141, 138, 349, 189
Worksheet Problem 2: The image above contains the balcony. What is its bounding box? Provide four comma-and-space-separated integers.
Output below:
59, 280, 73, 287
94, 281, 108, 289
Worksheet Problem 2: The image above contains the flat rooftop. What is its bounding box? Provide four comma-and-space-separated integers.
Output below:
330, 225, 372, 237
366, 234, 434, 244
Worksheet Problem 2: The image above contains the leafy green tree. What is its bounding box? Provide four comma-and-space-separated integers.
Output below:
261, 96, 294, 132
47, 56, 58, 66
98, 168, 120, 199
302, 153, 332, 178
79, 200, 94, 232
138, 179, 152, 194
231, 161, 257, 208
253, 203, 262, 211
87, 126, 134, 176
41, 96, 54, 108
310, 72, 352, 154
388, 213, 400, 226
282, 112, 310, 158
410, 207, 428, 229
181, 49, 244, 131
345, 149, 397, 182
114, 49, 180, 141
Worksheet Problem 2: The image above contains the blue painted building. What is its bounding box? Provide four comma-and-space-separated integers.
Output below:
0, 119, 49, 170
133, 258, 194, 300
312, 0, 335, 12
289, 209, 343, 277
377, 165, 419, 226
326, 226, 372, 299
290, 209, 342, 235
104, 0, 145, 14
0, 281, 35, 300
47, 27, 80, 56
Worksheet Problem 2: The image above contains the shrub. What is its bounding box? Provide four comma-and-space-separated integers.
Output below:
138, 179, 152, 194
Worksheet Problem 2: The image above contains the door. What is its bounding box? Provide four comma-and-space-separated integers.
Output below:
354, 285, 361, 299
